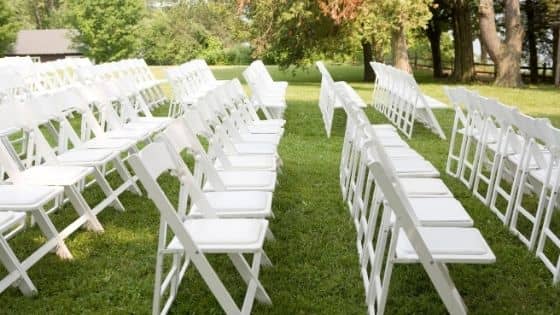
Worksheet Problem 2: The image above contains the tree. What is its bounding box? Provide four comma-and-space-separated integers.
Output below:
240, 0, 356, 67
13, 0, 67, 29
546, 0, 560, 86
141, 2, 248, 65
238, 0, 430, 77
426, 1, 446, 78
479, 0, 524, 87
451, 0, 475, 82
379, 0, 432, 73
0, 0, 19, 57
66, 0, 145, 62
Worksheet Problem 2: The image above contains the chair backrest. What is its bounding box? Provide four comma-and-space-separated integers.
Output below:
128, 142, 201, 256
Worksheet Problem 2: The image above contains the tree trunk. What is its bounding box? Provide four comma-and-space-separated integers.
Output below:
553, 25, 559, 84
479, 0, 524, 87
555, 26, 560, 87
427, 20, 444, 78
362, 40, 375, 82
526, 0, 539, 83
480, 35, 489, 64
33, 2, 43, 29
452, 0, 475, 82
391, 24, 412, 73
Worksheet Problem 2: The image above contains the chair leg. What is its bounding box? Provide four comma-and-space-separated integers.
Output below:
114, 157, 142, 195
92, 167, 125, 212
31, 209, 73, 260
64, 186, 104, 232
0, 236, 37, 296
228, 252, 272, 307
423, 262, 468, 315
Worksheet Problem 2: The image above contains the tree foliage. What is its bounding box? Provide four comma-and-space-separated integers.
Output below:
141, 2, 249, 65
12, 0, 68, 29
66, 0, 145, 62
0, 1, 19, 57
239, 0, 431, 72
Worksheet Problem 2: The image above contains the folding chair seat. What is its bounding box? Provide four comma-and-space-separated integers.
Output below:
363, 127, 438, 178
189, 191, 273, 218
394, 227, 496, 262
0, 160, 104, 229
128, 142, 272, 315
202, 171, 276, 192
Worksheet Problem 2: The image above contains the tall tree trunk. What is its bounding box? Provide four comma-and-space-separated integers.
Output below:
32, 2, 43, 29
479, 0, 524, 87
555, 26, 560, 87
427, 20, 444, 78
362, 40, 375, 82
526, 0, 539, 83
480, 35, 489, 63
553, 25, 559, 83
391, 24, 412, 73
452, 0, 475, 82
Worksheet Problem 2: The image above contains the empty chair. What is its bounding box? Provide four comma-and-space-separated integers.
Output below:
365, 151, 495, 315
129, 142, 272, 315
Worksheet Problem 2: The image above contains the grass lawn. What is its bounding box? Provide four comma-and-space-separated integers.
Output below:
1, 65, 560, 314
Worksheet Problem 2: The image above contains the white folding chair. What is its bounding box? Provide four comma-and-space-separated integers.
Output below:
455, 90, 489, 189
365, 154, 495, 315
0, 185, 72, 296
488, 106, 527, 224
444, 87, 472, 177
535, 125, 560, 283
509, 115, 555, 249
129, 142, 272, 315
472, 98, 514, 206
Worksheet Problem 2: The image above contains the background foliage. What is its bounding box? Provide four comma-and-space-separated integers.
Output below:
0, 0, 19, 57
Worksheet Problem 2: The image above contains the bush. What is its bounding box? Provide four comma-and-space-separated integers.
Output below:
224, 44, 253, 65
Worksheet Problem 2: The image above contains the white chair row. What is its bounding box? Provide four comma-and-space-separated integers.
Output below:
166, 59, 227, 117
77, 58, 167, 109
0, 64, 175, 297
370, 62, 446, 140
338, 83, 495, 314
242, 60, 287, 120
315, 61, 366, 137
0, 57, 93, 100
128, 79, 285, 315
446, 87, 560, 283
0, 57, 285, 314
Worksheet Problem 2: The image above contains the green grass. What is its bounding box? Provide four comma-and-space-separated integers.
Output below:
1, 65, 560, 314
